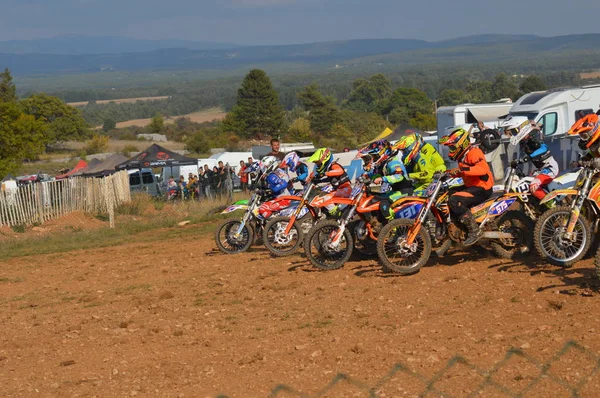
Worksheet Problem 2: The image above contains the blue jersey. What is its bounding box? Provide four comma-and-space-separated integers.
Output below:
266, 168, 290, 196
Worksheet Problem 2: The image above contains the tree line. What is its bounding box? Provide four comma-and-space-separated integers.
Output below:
0, 68, 89, 178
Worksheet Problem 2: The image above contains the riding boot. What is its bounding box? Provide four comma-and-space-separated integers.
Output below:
461, 212, 482, 247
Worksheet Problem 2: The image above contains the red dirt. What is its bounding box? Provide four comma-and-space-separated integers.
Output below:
0, 212, 107, 241
1, 226, 600, 397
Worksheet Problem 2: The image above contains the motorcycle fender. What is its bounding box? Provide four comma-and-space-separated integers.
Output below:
391, 196, 427, 208
221, 205, 248, 214
540, 189, 579, 205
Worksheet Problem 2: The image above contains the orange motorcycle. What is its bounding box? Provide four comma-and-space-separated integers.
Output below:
302, 176, 394, 270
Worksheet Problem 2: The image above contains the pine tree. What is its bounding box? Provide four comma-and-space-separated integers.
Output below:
0, 68, 17, 103
222, 69, 285, 139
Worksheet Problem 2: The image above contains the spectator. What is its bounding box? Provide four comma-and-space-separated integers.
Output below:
188, 173, 198, 199
203, 165, 214, 199
267, 138, 285, 160
238, 160, 249, 191
210, 166, 220, 198
197, 169, 205, 198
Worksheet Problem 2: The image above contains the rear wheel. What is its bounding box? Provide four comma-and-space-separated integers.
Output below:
490, 210, 534, 259
215, 219, 254, 254
263, 216, 304, 256
534, 206, 592, 267
304, 220, 353, 271
376, 219, 431, 275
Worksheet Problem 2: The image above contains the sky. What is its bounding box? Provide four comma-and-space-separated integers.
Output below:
2, 0, 600, 45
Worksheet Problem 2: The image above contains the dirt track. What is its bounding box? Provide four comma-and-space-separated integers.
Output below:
2, 224, 600, 397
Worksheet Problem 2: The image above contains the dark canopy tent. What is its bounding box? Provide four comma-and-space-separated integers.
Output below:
81, 154, 129, 177
116, 144, 197, 170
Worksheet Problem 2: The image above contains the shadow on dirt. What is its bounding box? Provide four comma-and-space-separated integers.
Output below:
490, 256, 600, 295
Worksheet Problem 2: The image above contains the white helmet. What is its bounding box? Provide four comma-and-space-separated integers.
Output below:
261, 156, 279, 172
499, 116, 534, 146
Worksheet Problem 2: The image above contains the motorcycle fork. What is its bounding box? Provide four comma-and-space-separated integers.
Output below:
566, 176, 592, 235
235, 196, 257, 236
407, 198, 436, 245
284, 185, 313, 234
330, 191, 362, 246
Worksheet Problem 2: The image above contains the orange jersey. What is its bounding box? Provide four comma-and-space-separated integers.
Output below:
458, 147, 493, 190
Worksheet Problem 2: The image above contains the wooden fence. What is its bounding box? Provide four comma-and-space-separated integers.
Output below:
0, 171, 131, 229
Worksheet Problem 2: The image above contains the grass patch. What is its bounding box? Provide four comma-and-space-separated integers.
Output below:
0, 192, 247, 260
11, 224, 26, 233
0, 277, 25, 283
115, 284, 152, 295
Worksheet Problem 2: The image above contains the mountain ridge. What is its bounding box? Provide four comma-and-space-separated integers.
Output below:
1, 34, 599, 76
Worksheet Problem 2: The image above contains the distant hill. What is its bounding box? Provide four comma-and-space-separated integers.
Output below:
2, 34, 600, 76
437, 34, 540, 47
0, 35, 240, 55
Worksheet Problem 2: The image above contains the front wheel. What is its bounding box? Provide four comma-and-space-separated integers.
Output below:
215, 219, 254, 254
263, 216, 304, 257
304, 220, 353, 271
534, 206, 592, 267
490, 210, 534, 259
376, 219, 431, 275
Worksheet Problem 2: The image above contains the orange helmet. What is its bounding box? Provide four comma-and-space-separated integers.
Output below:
568, 113, 600, 149
440, 127, 470, 161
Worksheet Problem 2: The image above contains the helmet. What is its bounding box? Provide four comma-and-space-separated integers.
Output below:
499, 116, 534, 146
261, 156, 279, 172
280, 152, 300, 172
394, 133, 424, 166
440, 128, 470, 161
568, 113, 600, 149
308, 148, 333, 175
357, 139, 393, 167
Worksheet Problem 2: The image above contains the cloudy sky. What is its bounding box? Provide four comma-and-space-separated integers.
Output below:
2, 0, 600, 44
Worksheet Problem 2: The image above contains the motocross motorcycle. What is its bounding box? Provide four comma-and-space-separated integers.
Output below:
376, 171, 534, 275
262, 177, 333, 257
303, 176, 397, 270
214, 162, 285, 254
383, 176, 464, 259
534, 161, 600, 267
493, 159, 581, 221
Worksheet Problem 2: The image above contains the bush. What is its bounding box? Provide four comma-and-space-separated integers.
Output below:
116, 193, 152, 216
85, 134, 109, 155
121, 144, 139, 157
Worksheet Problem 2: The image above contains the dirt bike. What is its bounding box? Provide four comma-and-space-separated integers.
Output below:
262, 178, 332, 257
377, 171, 534, 275
494, 159, 581, 221
303, 176, 399, 270
384, 176, 464, 258
534, 162, 600, 267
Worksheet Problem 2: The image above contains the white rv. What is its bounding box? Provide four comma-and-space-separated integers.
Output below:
506, 84, 600, 171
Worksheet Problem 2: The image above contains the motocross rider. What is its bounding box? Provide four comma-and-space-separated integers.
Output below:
568, 111, 600, 166
279, 151, 310, 189
499, 116, 559, 205
307, 148, 352, 216
358, 139, 412, 224
441, 127, 494, 246
393, 132, 447, 195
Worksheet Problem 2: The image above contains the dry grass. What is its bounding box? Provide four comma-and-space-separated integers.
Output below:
65, 139, 185, 152
67, 96, 170, 107
114, 107, 226, 128
580, 71, 600, 80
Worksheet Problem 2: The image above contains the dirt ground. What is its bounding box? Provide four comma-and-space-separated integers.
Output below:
2, 224, 600, 397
